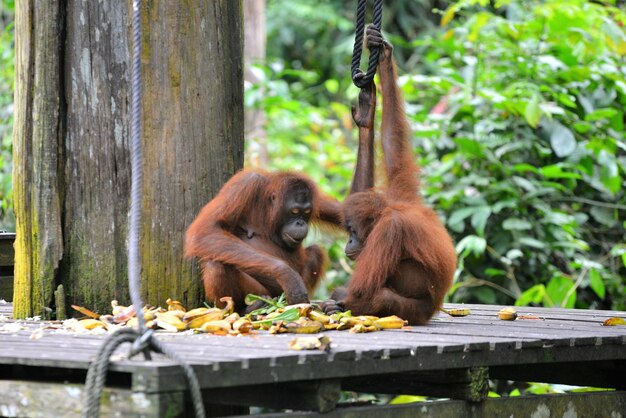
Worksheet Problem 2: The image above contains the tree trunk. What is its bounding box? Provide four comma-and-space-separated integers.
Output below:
12, 0, 243, 318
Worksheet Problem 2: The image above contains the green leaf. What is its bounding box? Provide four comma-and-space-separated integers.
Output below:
541, 165, 581, 179
515, 284, 545, 306
252, 307, 300, 326
524, 93, 541, 128
518, 237, 547, 249
448, 207, 477, 228
502, 218, 532, 230
470, 206, 491, 236
549, 123, 576, 158
545, 276, 575, 308
456, 235, 487, 257
390, 395, 427, 404
584, 108, 618, 122
589, 269, 605, 300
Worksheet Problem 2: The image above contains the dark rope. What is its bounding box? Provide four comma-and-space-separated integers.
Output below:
351, 0, 383, 88
82, 1, 205, 416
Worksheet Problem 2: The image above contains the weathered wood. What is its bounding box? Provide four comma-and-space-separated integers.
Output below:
1, 303, 625, 416
140, 0, 244, 308
13, 0, 64, 318
204, 380, 341, 413
12, 1, 244, 316
0, 232, 14, 267
343, 367, 489, 402
235, 391, 626, 418
0, 380, 185, 418
53, 284, 66, 320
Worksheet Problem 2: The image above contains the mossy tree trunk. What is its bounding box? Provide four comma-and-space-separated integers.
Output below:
12, 0, 243, 318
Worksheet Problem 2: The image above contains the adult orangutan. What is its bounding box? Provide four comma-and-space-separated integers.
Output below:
185, 170, 342, 312
328, 26, 457, 325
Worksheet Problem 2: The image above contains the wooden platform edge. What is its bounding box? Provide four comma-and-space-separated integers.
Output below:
237, 390, 626, 418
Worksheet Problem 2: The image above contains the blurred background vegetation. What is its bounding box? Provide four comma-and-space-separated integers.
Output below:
0, 0, 624, 313
246, 0, 626, 313
0, 0, 14, 231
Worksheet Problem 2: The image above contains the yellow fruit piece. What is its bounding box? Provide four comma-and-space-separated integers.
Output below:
349, 323, 378, 333
183, 307, 211, 321
200, 320, 232, 333
603, 317, 626, 326
285, 319, 323, 334
166, 298, 186, 312
233, 319, 253, 333
155, 313, 187, 331
71, 305, 100, 319
308, 310, 331, 324
441, 307, 471, 317
79, 319, 106, 330
374, 315, 407, 329
185, 310, 225, 329
220, 297, 235, 315
497, 307, 518, 321
224, 312, 241, 324
286, 303, 313, 317
288, 336, 332, 351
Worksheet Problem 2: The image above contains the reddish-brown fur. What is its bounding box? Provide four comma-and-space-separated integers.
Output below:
338, 27, 457, 325
185, 169, 341, 312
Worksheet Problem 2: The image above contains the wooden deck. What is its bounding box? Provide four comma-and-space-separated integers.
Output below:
1, 302, 625, 417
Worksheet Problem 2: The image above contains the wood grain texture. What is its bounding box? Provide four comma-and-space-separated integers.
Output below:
12, 0, 243, 315
12, 1, 64, 318
140, 0, 244, 308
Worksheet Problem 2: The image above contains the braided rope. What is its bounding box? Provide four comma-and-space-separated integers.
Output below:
82, 1, 205, 416
351, 0, 383, 88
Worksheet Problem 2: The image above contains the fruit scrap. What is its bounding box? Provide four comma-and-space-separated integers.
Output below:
184, 308, 225, 329
374, 315, 407, 329
71, 305, 100, 319
78, 319, 106, 330
284, 318, 324, 334
288, 336, 332, 351
155, 312, 187, 332
603, 317, 626, 326
349, 323, 378, 333
166, 298, 186, 312
200, 320, 231, 334
497, 307, 518, 321
440, 307, 471, 317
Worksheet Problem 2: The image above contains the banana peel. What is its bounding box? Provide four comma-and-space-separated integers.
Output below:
288, 335, 332, 351
374, 315, 407, 329
79, 319, 106, 330
440, 307, 471, 317
200, 320, 232, 334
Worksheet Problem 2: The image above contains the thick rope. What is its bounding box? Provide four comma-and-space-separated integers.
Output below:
351, 0, 383, 88
82, 1, 205, 416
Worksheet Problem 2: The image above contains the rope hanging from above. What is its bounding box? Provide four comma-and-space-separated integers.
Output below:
351, 0, 383, 88
82, 1, 205, 416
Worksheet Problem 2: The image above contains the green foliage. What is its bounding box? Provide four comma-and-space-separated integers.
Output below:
410, 0, 626, 310
256, 0, 626, 310
0, 0, 14, 230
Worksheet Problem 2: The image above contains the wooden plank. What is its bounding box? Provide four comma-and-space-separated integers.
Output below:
234, 390, 626, 418
0, 233, 15, 268
202, 380, 341, 413
0, 379, 185, 418
442, 303, 626, 319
